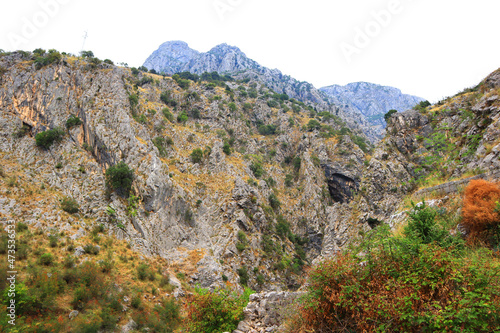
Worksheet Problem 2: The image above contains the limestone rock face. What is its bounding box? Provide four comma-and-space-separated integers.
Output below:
2, 50, 498, 304
0, 51, 373, 292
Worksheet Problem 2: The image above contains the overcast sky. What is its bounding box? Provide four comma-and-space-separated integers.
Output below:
1, 0, 499, 102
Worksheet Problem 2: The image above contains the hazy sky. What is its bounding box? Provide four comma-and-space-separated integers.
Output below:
1, 0, 499, 102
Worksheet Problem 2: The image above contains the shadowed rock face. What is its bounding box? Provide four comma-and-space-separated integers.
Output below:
326, 172, 358, 204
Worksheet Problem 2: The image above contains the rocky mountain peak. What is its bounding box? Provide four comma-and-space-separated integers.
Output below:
143, 40, 200, 74
208, 43, 245, 56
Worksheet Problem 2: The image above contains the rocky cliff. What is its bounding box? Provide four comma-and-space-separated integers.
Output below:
320, 82, 425, 132
1, 49, 498, 299
0, 50, 377, 293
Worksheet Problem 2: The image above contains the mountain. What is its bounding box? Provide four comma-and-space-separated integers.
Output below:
144, 41, 329, 106
2, 48, 500, 332
320, 82, 425, 131
144, 41, 382, 142
144, 42, 425, 142
142, 40, 200, 75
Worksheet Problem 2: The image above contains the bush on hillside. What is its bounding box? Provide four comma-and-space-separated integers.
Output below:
35, 127, 65, 149
190, 148, 204, 164
462, 179, 500, 246
184, 287, 253, 333
105, 162, 134, 196
66, 115, 83, 129
287, 220, 499, 332
61, 196, 79, 214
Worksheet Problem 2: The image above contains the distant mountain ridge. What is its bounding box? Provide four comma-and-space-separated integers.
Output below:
143, 41, 425, 141
143, 41, 329, 106
144, 41, 383, 142
320, 82, 425, 130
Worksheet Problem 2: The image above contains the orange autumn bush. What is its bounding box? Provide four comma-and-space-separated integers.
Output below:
462, 179, 500, 244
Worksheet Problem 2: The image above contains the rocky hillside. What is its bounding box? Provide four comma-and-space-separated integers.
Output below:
320, 82, 425, 132
143, 41, 382, 142
0, 49, 378, 293
1, 49, 499, 332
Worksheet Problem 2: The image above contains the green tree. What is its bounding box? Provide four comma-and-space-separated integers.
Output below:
80, 50, 94, 58
190, 148, 204, 164
307, 119, 321, 131
384, 109, 398, 123
105, 162, 134, 196
35, 127, 65, 149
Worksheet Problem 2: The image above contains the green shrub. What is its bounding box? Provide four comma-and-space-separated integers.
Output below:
237, 266, 249, 286
153, 137, 168, 157
352, 135, 368, 153
133, 298, 181, 332
307, 119, 321, 131
48, 235, 58, 248
268, 193, 281, 210
105, 162, 134, 196
190, 148, 204, 164
35, 127, 65, 149
284, 174, 293, 187
34, 49, 61, 69
223, 142, 231, 155
131, 295, 142, 309
16, 222, 28, 232
236, 231, 248, 252
177, 110, 188, 123
66, 115, 83, 129
384, 109, 398, 123
128, 94, 139, 108
83, 244, 100, 255
292, 156, 301, 172
162, 107, 174, 122
39, 253, 54, 265
250, 161, 264, 178
137, 263, 154, 281
63, 255, 75, 268
185, 287, 253, 333
61, 196, 79, 214
276, 218, 291, 240
258, 124, 277, 135
403, 202, 463, 251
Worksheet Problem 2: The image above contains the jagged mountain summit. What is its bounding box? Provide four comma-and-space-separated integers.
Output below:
144, 41, 257, 76
143, 41, 328, 105
320, 82, 425, 131
142, 40, 200, 75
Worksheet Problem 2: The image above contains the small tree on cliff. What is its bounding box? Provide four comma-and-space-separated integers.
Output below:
105, 162, 134, 197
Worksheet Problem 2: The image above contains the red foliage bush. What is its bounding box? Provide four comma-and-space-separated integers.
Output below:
286, 245, 500, 332
462, 179, 500, 243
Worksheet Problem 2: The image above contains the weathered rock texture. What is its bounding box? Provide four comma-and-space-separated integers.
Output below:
233, 291, 304, 333
1, 50, 499, 322
0, 50, 375, 292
